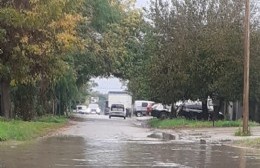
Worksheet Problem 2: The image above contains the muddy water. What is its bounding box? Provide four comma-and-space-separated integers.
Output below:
1, 115, 260, 168
0, 136, 87, 168
1, 137, 260, 167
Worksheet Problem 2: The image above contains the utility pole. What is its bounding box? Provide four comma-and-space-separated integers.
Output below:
243, 0, 250, 135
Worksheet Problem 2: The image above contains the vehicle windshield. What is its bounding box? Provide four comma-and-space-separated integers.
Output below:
88, 104, 99, 109
142, 102, 148, 107
77, 105, 87, 109
111, 104, 124, 111
111, 107, 124, 111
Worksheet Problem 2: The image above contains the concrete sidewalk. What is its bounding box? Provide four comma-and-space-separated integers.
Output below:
133, 116, 260, 143
156, 126, 260, 144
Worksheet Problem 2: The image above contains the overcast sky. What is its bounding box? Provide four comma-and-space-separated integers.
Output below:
92, 0, 149, 94
136, 0, 149, 8
92, 77, 127, 93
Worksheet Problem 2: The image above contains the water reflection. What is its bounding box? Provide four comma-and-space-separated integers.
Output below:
82, 139, 260, 168
0, 136, 86, 168
0, 137, 260, 168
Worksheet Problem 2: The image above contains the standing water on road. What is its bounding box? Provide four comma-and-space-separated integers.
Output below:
1, 115, 260, 168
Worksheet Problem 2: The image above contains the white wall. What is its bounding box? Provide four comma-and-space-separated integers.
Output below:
108, 94, 132, 109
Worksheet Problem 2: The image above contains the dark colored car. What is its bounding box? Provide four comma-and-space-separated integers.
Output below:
177, 103, 224, 120
151, 103, 171, 119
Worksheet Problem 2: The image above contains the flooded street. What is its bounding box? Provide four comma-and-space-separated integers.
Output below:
1, 115, 260, 168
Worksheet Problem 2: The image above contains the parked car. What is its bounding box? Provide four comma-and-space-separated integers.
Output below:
109, 104, 126, 119
87, 103, 101, 114
151, 103, 171, 119
76, 105, 88, 114
177, 103, 224, 120
134, 100, 154, 117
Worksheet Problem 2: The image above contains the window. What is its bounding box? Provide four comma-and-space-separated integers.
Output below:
88, 104, 99, 109
142, 102, 148, 107
111, 104, 124, 111
111, 108, 124, 112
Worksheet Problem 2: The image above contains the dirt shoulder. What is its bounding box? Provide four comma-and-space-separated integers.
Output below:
136, 117, 260, 146
152, 126, 260, 145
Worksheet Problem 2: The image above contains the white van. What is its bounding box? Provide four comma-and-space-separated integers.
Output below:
133, 100, 154, 117
76, 105, 88, 114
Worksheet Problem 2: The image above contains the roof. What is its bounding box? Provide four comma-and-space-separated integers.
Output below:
108, 91, 130, 95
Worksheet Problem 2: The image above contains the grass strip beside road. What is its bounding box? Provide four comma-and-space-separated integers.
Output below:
149, 118, 259, 129
0, 116, 68, 142
234, 138, 260, 149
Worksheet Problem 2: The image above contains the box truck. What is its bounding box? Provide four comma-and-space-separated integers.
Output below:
106, 91, 132, 116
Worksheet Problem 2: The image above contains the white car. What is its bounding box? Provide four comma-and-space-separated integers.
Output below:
76, 105, 88, 114
109, 104, 126, 119
87, 103, 101, 114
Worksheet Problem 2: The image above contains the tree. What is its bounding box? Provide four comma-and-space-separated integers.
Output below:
142, 0, 246, 103
123, 0, 252, 119
0, 0, 144, 120
249, 29, 260, 121
0, 0, 84, 119
126, 21, 158, 100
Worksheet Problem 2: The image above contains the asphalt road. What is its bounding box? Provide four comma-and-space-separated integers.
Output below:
60, 114, 155, 142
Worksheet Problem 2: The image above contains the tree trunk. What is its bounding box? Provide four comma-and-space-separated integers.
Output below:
52, 99, 55, 115
0, 94, 2, 116
216, 99, 224, 120
202, 100, 209, 120
1, 79, 12, 119
217, 99, 223, 114
170, 103, 176, 118
255, 102, 259, 123
39, 78, 49, 116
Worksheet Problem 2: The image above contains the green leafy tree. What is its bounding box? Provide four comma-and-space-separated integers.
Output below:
0, 0, 84, 119
135, 0, 248, 118
0, 0, 144, 120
